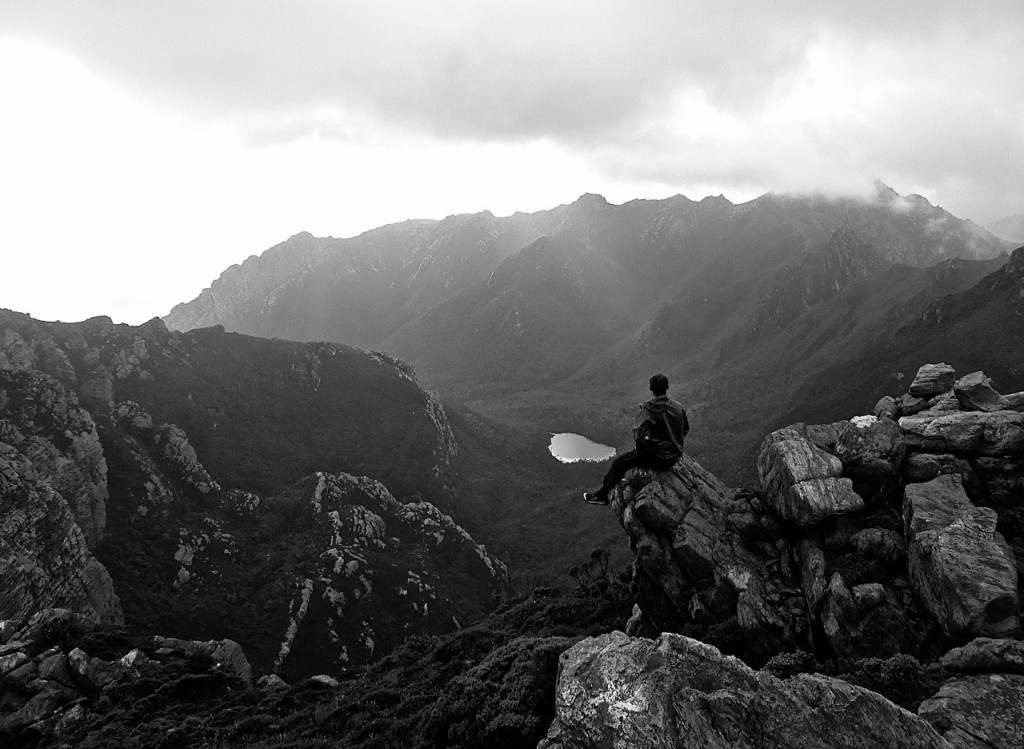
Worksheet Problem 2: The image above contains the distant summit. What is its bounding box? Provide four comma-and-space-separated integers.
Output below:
989, 212, 1024, 243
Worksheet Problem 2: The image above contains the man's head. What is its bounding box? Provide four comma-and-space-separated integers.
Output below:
649, 373, 669, 396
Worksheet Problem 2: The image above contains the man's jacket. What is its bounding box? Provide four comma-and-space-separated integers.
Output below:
632, 395, 689, 461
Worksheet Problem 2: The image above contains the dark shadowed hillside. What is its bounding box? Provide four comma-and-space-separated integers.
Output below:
0, 311, 512, 678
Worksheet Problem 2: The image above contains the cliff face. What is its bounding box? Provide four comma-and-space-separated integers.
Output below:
0, 369, 109, 546
0, 370, 121, 624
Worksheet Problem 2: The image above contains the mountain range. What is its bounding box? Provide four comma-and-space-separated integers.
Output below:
164, 184, 1017, 486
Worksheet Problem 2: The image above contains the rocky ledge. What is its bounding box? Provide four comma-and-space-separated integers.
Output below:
573, 362, 1024, 746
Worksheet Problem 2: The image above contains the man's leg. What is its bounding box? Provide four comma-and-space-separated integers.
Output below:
585, 449, 641, 503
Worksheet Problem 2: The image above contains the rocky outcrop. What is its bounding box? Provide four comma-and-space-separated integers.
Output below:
900, 410, 1024, 455
112, 401, 221, 495
0, 309, 497, 677
0, 448, 122, 625
904, 475, 1019, 641
0, 608, 254, 745
540, 632, 953, 749
263, 472, 507, 676
611, 455, 800, 660
611, 360, 1023, 676
0, 369, 108, 546
0, 369, 121, 625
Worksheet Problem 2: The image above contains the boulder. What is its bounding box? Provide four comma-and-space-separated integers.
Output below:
903, 453, 973, 485
37, 651, 76, 690
903, 476, 1020, 642
899, 411, 1024, 455
0, 686, 72, 732
942, 638, 1024, 675
918, 673, 1024, 749
900, 394, 932, 416
1005, 391, 1024, 412
954, 371, 1012, 412
909, 363, 957, 398
67, 647, 126, 692
851, 527, 905, 564
758, 436, 843, 498
821, 574, 909, 658
774, 477, 864, 526
875, 396, 900, 420
0, 651, 30, 677
835, 416, 906, 491
539, 631, 954, 749
151, 636, 252, 684
918, 392, 962, 416
758, 433, 863, 525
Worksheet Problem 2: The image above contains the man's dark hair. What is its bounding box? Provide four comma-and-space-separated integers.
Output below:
649, 373, 669, 395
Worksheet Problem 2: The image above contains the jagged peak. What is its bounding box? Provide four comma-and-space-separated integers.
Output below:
573, 192, 609, 207
699, 193, 733, 207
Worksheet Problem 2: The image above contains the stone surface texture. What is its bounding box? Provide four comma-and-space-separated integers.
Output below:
918, 673, 1024, 749
539, 632, 953, 749
910, 363, 957, 398
904, 476, 1019, 641
757, 433, 863, 524
954, 371, 1013, 412
612, 455, 799, 658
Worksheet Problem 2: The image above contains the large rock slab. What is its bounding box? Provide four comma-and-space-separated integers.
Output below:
903, 476, 1020, 641
899, 410, 1024, 455
910, 363, 957, 398
539, 631, 954, 749
758, 436, 843, 498
918, 673, 1024, 749
942, 638, 1024, 675
774, 477, 864, 525
954, 371, 1013, 413
758, 434, 862, 524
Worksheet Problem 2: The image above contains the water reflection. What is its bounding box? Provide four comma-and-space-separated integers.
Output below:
549, 433, 616, 463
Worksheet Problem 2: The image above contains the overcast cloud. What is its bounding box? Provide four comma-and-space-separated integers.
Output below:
1, 1, 1022, 323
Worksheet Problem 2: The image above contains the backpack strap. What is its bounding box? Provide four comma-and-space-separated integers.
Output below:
659, 410, 683, 453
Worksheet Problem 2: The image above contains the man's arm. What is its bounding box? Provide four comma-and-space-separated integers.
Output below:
631, 405, 650, 441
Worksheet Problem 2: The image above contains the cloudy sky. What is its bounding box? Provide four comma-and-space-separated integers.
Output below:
2, 1, 1022, 325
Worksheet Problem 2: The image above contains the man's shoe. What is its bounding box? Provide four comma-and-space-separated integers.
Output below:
582, 492, 609, 505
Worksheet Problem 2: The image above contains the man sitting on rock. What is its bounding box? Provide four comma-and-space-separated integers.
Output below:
583, 373, 689, 505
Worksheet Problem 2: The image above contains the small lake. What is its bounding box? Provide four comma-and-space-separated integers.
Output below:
548, 433, 616, 463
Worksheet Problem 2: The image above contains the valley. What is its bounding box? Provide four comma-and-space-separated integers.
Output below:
4, 184, 1024, 747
